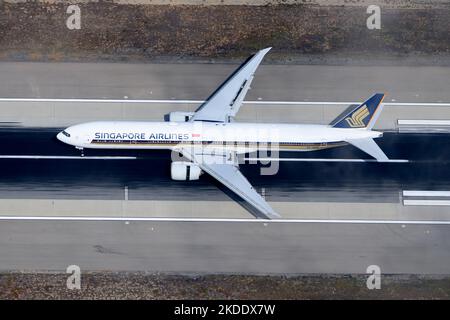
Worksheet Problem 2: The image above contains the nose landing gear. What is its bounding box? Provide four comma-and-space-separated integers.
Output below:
76, 147, 84, 157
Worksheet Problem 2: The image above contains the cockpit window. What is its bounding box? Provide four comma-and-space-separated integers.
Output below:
62, 131, 71, 137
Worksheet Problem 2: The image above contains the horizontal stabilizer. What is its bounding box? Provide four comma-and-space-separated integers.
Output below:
347, 138, 388, 161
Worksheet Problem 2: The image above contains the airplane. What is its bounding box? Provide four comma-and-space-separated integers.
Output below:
57, 47, 388, 219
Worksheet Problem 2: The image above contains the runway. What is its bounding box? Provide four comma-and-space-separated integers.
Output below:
1, 62, 450, 102
0, 128, 448, 203
3, 62, 450, 128
1, 61, 450, 274
1, 220, 450, 274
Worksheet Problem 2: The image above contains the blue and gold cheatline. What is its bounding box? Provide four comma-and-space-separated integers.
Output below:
91, 137, 347, 151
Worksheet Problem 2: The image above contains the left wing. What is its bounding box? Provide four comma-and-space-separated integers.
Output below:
346, 138, 388, 161
190, 47, 271, 123
179, 148, 280, 219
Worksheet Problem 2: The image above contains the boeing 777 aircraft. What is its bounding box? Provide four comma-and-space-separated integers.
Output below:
57, 47, 388, 219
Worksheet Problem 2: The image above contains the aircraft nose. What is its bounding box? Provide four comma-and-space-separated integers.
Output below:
56, 132, 64, 142
57, 130, 71, 143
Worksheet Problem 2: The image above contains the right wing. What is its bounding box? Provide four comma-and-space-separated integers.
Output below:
190, 47, 271, 123
179, 148, 280, 219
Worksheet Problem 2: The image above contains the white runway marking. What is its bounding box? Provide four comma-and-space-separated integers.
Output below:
403, 190, 450, 206
0, 155, 404, 163
0, 216, 449, 225
245, 158, 409, 163
398, 120, 450, 126
403, 200, 450, 206
0, 156, 408, 163
0, 98, 204, 104
0, 98, 449, 107
0, 155, 136, 160
403, 190, 450, 197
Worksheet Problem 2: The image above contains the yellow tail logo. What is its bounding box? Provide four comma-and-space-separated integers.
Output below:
345, 105, 370, 128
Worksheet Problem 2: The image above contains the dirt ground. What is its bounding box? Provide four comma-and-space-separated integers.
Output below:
1, 272, 449, 299
4, 1, 449, 9
0, 2, 449, 63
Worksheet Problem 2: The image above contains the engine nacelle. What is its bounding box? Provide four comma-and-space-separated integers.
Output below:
171, 161, 202, 181
168, 111, 194, 122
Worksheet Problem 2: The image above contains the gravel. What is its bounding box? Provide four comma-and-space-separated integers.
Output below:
1, 3, 450, 64
1, 272, 450, 299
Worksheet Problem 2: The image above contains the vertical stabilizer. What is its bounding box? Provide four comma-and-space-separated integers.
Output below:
331, 93, 385, 129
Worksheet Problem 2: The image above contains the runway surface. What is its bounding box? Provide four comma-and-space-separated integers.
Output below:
1, 61, 450, 274
1, 220, 450, 274
0, 128, 448, 203
1, 62, 450, 102
0, 128, 450, 202
2, 62, 450, 129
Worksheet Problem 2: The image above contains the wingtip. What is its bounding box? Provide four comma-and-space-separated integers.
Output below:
253, 48, 271, 62
257, 47, 272, 56
264, 208, 281, 220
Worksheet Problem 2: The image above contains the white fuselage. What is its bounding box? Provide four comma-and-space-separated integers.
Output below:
57, 121, 382, 153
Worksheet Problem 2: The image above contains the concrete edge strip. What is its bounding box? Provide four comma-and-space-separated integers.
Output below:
0, 216, 449, 225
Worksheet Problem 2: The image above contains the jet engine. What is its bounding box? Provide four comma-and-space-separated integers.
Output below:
167, 111, 195, 122
171, 161, 202, 181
